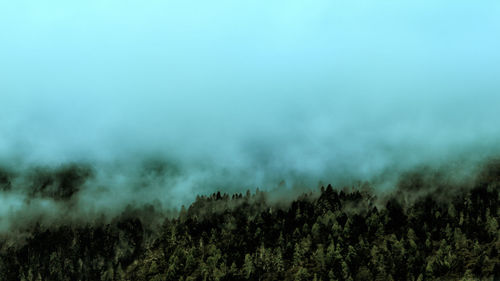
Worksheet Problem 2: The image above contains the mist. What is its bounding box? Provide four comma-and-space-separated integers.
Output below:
0, 0, 499, 229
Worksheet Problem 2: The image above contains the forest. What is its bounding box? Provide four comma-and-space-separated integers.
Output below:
0, 160, 498, 281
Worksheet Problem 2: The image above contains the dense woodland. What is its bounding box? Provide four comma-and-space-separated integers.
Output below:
0, 162, 499, 281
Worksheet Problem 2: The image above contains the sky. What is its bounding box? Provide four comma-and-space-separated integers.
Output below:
0, 0, 500, 213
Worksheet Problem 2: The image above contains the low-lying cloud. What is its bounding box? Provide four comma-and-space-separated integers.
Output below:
0, 0, 499, 230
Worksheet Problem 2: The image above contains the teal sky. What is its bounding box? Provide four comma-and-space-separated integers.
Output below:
1, 0, 500, 188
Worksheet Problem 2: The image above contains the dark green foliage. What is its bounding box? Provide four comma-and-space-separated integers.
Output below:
26, 164, 93, 200
0, 175, 499, 280
0, 167, 12, 191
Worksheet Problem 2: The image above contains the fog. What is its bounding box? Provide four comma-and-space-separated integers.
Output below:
0, 0, 499, 228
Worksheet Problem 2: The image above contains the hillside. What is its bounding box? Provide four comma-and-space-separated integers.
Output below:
0, 163, 499, 281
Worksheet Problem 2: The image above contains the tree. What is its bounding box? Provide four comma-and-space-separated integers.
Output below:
243, 254, 254, 279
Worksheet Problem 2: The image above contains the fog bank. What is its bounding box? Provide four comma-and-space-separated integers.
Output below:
0, 0, 499, 228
